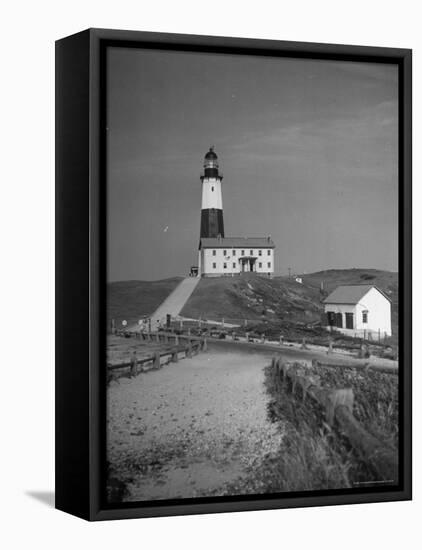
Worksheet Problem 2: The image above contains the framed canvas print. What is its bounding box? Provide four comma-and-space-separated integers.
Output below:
55, 28, 412, 520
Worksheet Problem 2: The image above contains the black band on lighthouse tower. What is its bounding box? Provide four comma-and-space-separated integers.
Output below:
200, 147, 225, 238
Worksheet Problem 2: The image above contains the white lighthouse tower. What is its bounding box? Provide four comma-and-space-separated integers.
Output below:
200, 147, 225, 239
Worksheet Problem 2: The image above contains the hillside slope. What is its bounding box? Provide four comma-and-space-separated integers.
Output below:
107, 278, 182, 328
181, 273, 322, 324
107, 269, 398, 336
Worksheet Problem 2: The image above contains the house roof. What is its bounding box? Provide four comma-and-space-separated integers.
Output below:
323, 284, 391, 305
200, 237, 275, 249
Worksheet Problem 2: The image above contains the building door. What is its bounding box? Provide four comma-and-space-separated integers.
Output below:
335, 313, 343, 328
345, 312, 354, 329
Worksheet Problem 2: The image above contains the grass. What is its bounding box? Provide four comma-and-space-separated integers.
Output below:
107, 277, 182, 328
242, 361, 399, 493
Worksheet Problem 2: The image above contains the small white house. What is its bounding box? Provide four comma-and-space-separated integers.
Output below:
323, 284, 392, 338
198, 236, 275, 277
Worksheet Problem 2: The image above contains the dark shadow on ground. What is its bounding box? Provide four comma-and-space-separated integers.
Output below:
26, 491, 55, 508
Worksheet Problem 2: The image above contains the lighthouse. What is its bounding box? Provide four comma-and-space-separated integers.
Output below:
200, 147, 225, 238
197, 148, 275, 278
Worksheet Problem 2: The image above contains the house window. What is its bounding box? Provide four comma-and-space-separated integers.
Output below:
258, 250, 262, 256
335, 313, 343, 328
212, 250, 216, 256
233, 250, 236, 256
223, 262, 227, 269
212, 262, 216, 269
241, 250, 245, 256
223, 250, 227, 256
267, 250, 271, 256
250, 250, 253, 255
232, 263, 236, 269
362, 310, 368, 324
267, 262, 271, 268
259, 262, 262, 268
211, 186, 214, 192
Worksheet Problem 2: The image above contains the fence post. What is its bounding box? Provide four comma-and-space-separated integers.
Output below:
301, 338, 309, 350
186, 341, 192, 358
175, 335, 179, 346
187, 328, 191, 336
154, 351, 161, 369
171, 349, 178, 363
164, 333, 169, 344
222, 317, 225, 328
279, 334, 283, 346
244, 318, 247, 328
327, 340, 333, 354
202, 338, 207, 352
130, 352, 137, 377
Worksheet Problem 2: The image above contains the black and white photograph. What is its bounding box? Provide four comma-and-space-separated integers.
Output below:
105, 45, 401, 504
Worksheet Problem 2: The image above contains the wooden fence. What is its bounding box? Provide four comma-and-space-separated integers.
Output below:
271, 356, 398, 481
108, 337, 207, 375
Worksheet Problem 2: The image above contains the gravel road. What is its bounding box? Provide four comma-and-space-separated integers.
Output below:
107, 344, 284, 501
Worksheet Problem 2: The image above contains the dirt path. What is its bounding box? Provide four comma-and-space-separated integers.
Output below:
107, 345, 284, 502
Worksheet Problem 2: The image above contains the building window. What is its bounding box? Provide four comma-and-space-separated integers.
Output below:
212, 250, 216, 256
211, 186, 214, 192
223, 262, 227, 269
250, 250, 253, 255
212, 262, 216, 269
362, 310, 368, 324
232, 263, 236, 269
241, 250, 245, 256
233, 250, 236, 256
223, 250, 227, 256
259, 262, 262, 268
345, 312, 354, 329
258, 250, 262, 256
267, 250, 271, 256
267, 262, 271, 268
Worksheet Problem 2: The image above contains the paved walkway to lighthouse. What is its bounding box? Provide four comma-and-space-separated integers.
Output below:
107, 343, 284, 501
149, 276, 200, 327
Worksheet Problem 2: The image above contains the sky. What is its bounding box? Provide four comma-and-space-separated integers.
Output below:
106, 47, 398, 282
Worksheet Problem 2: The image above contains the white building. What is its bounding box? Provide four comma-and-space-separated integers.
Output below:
323, 284, 392, 338
197, 147, 276, 277
199, 236, 275, 277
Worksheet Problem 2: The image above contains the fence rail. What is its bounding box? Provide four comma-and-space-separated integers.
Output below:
272, 356, 398, 481
107, 337, 207, 374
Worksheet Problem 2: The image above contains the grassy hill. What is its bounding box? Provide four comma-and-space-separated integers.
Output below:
181, 274, 322, 324
107, 278, 182, 328
107, 268, 398, 337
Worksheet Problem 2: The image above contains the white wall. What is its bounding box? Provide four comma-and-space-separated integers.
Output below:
201, 247, 274, 276
201, 177, 223, 209
355, 287, 392, 335
2, 1, 420, 549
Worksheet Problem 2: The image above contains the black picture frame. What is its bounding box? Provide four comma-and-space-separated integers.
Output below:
55, 28, 412, 521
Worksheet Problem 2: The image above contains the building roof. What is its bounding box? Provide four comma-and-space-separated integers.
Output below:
200, 236, 275, 249
323, 284, 391, 305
